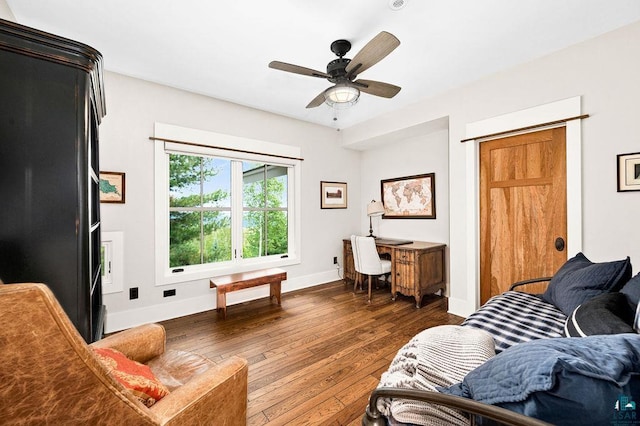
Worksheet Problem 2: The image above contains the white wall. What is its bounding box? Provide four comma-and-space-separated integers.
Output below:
343, 21, 640, 316
0, 0, 15, 21
359, 129, 449, 241
359, 128, 450, 291
99, 72, 362, 332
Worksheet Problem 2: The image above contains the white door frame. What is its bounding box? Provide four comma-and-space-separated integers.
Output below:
463, 96, 584, 311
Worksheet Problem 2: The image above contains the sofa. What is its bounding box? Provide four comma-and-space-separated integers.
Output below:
363, 252, 640, 426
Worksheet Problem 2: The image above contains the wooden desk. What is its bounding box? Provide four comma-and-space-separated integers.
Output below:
343, 239, 446, 308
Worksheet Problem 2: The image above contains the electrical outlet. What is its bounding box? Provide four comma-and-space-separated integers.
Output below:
163, 289, 176, 297
333, 256, 338, 264
129, 287, 139, 300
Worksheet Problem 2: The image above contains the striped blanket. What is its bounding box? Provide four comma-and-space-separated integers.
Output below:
377, 325, 495, 426
461, 291, 566, 353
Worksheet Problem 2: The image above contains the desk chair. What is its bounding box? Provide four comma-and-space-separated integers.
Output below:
351, 235, 392, 303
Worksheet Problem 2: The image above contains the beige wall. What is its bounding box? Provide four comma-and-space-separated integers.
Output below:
344, 20, 640, 315
99, 72, 362, 331
0, 0, 15, 21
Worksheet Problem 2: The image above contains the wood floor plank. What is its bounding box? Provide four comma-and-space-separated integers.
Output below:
161, 280, 464, 425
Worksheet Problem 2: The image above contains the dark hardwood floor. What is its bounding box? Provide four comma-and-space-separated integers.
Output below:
161, 280, 464, 425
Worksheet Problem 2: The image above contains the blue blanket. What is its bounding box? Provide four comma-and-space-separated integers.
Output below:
440, 334, 640, 425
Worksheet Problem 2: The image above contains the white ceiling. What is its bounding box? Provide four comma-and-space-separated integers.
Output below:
7, 0, 640, 130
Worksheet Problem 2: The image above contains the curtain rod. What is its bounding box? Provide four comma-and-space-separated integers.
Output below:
149, 136, 304, 161
460, 114, 589, 143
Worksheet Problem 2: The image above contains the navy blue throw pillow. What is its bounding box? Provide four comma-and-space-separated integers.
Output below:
542, 252, 632, 316
564, 292, 635, 337
621, 272, 640, 314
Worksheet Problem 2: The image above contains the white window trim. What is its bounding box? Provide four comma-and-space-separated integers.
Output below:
101, 231, 124, 294
154, 123, 302, 286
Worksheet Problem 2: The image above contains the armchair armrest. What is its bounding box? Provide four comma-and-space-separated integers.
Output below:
91, 323, 166, 364
150, 356, 248, 425
508, 277, 552, 292
363, 387, 552, 426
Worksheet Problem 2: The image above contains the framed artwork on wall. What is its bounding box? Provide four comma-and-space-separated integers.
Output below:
320, 181, 347, 209
99, 171, 126, 203
381, 173, 436, 219
617, 152, 640, 192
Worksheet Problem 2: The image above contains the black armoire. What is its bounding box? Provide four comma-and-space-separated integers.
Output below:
0, 19, 106, 342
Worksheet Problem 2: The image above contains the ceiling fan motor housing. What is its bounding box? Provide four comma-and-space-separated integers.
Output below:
326, 58, 351, 83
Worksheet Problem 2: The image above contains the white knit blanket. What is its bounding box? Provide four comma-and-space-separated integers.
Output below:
377, 325, 496, 426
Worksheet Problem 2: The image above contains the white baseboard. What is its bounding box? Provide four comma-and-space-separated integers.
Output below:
447, 296, 476, 319
104, 268, 342, 333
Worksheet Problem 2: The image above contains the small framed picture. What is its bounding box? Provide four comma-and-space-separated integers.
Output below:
617, 152, 640, 192
99, 171, 126, 203
320, 181, 347, 209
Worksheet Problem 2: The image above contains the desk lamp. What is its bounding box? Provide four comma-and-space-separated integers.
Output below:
367, 200, 385, 238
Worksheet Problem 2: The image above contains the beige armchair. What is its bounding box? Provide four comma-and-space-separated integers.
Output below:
0, 283, 248, 425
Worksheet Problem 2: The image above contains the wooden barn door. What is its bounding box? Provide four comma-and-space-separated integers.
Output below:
479, 127, 568, 303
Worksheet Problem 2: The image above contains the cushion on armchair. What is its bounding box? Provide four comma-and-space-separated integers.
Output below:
93, 347, 170, 407
440, 334, 640, 425
147, 349, 216, 391
542, 252, 632, 316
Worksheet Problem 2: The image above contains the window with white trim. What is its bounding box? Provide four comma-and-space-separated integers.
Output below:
154, 124, 301, 285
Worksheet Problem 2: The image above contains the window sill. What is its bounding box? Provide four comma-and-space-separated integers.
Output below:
156, 256, 299, 286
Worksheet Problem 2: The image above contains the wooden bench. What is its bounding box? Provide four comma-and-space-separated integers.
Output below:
209, 267, 287, 319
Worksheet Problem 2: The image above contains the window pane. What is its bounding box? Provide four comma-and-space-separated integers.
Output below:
203, 158, 231, 208
170, 211, 201, 267
242, 211, 288, 258
169, 154, 202, 207
268, 167, 288, 208
203, 211, 232, 263
242, 163, 288, 209
243, 162, 266, 208
242, 161, 288, 259
242, 211, 264, 259
170, 155, 231, 208
267, 211, 288, 255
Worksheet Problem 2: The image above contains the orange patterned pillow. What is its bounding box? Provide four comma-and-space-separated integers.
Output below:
93, 347, 170, 407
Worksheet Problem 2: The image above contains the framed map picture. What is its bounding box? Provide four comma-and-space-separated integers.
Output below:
99, 171, 126, 203
320, 181, 347, 209
381, 173, 435, 219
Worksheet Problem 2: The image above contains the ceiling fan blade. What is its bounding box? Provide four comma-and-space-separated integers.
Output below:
306, 90, 327, 108
354, 79, 401, 98
269, 61, 330, 79
345, 31, 400, 78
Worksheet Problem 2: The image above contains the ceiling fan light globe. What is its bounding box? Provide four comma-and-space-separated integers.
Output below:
324, 84, 360, 108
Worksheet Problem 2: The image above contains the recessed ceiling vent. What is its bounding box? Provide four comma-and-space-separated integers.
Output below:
388, 0, 408, 11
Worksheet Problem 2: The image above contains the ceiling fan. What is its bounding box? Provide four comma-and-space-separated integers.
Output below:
268, 31, 401, 109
